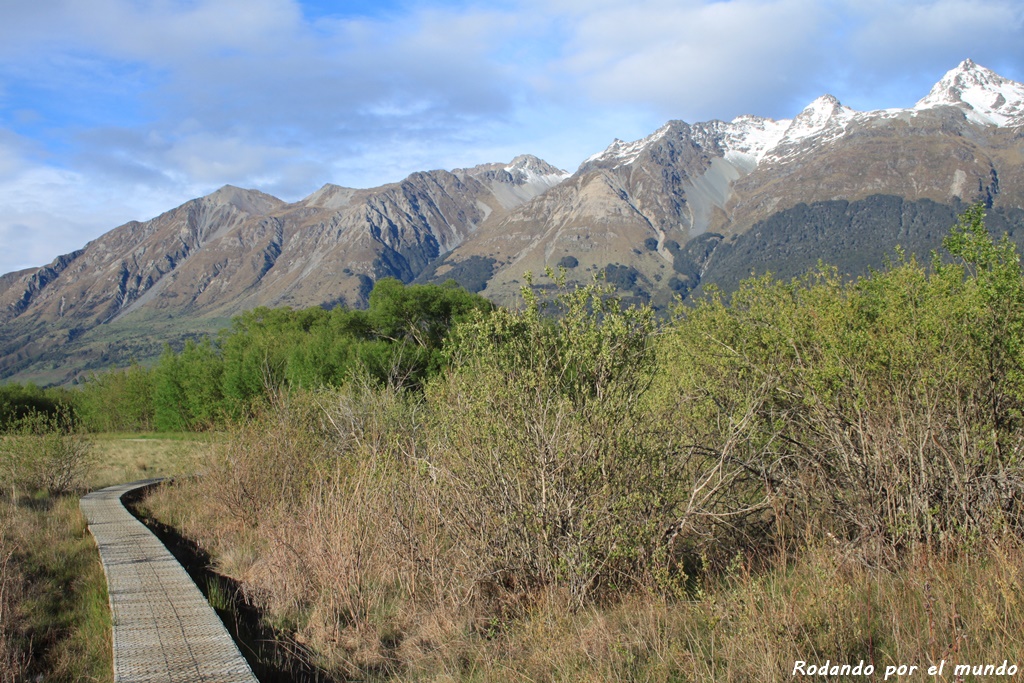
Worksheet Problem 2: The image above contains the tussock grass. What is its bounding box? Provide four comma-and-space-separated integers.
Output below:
354, 538, 1024, 682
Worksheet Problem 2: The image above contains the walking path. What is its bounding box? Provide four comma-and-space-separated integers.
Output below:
81, 479, 259, 683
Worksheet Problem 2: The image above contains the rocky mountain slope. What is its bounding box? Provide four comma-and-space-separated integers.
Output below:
3, 59, 1024, 383
432, 59, 1024, 307
0, 156, 568, 381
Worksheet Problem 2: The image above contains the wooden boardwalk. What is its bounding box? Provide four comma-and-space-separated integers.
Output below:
81, 480, 259, 683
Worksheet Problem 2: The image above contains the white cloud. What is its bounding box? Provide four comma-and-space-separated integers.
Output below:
541, 0, 836, 120
1, 0, 1023, 279
537, 0, 1024, 119
0, 131, 197, 274
0, 163, 185, 274
847, 0, 1023, 61
0, 0, 306, 64
844, 0, 1024, 91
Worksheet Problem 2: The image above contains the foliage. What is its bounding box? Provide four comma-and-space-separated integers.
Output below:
153, 339, 225, 431
218, 278, 490, 415
601, 263, 640, 291
367, 277, 492, 351
0, 410, 94, 495
74, 362, 155, 432
430, 274, 677, 603
659, 204, 1024, 555
417, 256, 498, 293
59, 278, 492, 432
0, 384, 74, 433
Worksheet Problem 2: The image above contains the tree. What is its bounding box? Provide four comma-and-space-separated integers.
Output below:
429, 276, 673, 603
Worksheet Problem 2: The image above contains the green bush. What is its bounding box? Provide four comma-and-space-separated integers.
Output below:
429, 275, 680, 604
657, 204, 1024, 557
74, 362, 155, 432
0, 384, 70, 432
0, 411, 94, 495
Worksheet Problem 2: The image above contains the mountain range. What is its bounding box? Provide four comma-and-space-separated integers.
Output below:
4, 59, 1024, 384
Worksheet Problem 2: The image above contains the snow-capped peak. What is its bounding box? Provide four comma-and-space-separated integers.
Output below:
783, 95, 856, 142
579, 60, 1023, 176
581, 96, 858, 172
504, 154, 570, 182
915, 59, 1024, 126
719, 115, 789, 166
583, 123, 674, 167
747, 94, 857, 164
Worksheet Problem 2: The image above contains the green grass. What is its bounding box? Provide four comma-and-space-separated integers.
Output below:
204, 576, 233, 613
0, 493, 112, 682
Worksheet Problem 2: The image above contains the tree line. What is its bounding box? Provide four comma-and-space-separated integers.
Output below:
0, 278, 492, 434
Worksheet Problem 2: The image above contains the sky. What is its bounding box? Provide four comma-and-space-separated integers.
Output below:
1, 0, 1023, 275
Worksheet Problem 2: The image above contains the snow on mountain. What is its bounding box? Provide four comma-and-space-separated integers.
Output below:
581, 95, 856, 171
586, 59, 1023, 173
464, 154, 570, 211
504, 154, 571, 185
582, 123, 674, 167
719, 115, 790, 169
777, 95, 856, 145
759, 94, 858, 164
915, 59, 1024, 127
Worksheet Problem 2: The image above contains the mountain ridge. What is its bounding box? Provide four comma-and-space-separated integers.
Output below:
4, 59, 1024, 384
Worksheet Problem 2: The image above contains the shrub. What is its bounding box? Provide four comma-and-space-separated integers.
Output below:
74, 362, 155, 432
144, 380, 435, 677
0, 384, 70, 432
0, 411, 94, 495
658, 205, 1024, 557
429, 275, 683, 605
602, 263, 640, 291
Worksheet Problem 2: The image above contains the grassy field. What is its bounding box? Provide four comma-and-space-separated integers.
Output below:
0, 493, 111, 682
0, 431, 210, 682
88, 432, 215, 490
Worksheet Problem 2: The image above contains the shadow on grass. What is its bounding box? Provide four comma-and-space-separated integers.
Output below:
17, 491, 59, 512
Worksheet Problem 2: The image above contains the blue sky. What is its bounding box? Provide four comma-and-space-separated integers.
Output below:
1, 0, 1023, 275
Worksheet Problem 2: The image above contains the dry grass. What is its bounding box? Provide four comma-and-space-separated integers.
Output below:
0, 493, 112, 682
0, 431, 210, 682
139, 388, 1024, 682
144, 457, 1024, 683
362, 539, 1024, 682
87, 432, 215, 490
0, 515, 30, 683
